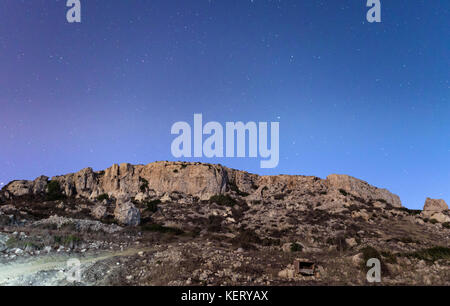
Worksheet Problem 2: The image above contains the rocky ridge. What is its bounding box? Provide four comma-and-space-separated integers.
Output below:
0, 161, 449, 286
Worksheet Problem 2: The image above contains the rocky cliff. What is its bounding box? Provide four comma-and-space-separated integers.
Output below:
1, 161, 402, 208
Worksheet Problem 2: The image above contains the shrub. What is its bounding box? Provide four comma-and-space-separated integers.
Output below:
339, 189, 349, 196
290, 243, 303, 252
144, 199, 161, 213
46, 181, 65, 201
399, 207, 421, 215
141, 224, 184, 235
228, 182, 250, 197
209, 194, 236, 207
207, 215, 224, 232
63, 235, 81, 246
405, 246, 450, 262
232, 229, 261, 250
97, 194, 109, 202
429, 219, 438, 224
361, 246, 390, 275
139, 177, 149, 192
381, 251, 398, 264
6, 237, 19, 248
443, 222, 450, 229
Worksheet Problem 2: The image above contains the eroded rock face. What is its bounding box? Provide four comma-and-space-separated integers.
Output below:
326, 174, 402, 208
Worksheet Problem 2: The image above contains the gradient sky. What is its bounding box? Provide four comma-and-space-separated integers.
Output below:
0, 0, 449, 209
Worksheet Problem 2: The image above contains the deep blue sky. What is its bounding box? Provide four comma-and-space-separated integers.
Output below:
0, 0, 448, 209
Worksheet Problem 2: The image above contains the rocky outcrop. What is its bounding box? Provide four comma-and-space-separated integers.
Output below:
1, 161, 404, 209
2, 176, 49, 198
4, 180, 33, 197
48, 162, 231, 201
423, 198, 448, 213
421, 198, 449, 223
326, 174, 402, 208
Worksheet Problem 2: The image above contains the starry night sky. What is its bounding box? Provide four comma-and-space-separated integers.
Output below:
0, 0, 449, 209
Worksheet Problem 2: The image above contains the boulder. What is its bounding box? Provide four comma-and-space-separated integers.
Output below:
91, 205, 107, 220
421, 198, 449, 221
114, 200, 140, 227
428, 212, 450, 224
423, 198, 448, 213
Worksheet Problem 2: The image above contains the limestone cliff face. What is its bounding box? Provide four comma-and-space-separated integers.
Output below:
46, 162, 230, 201
1, 161, 403, 208
326, 174, 402, 208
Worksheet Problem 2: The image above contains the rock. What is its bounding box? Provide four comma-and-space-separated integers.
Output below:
114, 200, 140, 227
134, 192, 148, 202
278, 268, 295, 279
1, 162, 406, 212
160, 193, 171, 203
32, 176, 49, 194
91, 205, 107, 220
351, 210, 370, 221
327, 174, 402, 208
0, 234, 9, 252
351, 253, 363, 266
4, 180, 32, 197
0, 205, 17, 213
345, 238, 357, 248
422, 198, 449, 221
33, 215, 122, 233
316, 265, 326, 277
429, 212, 450, 224
282, 243, 292, 253
423, 198, 448, 213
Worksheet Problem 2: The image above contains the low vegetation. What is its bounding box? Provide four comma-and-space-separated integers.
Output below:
209, 194, 236, 207
399, 207, 421, 215
54, 235, 82, 246
403, 246, 450, 263
290, 242, 303, 252
361, 246, 390, 275
144, 199, 161, 213
96, 193, 109, 202
139, 177, 149, 193
46, 181, 65, 201
141, 223, 184, 235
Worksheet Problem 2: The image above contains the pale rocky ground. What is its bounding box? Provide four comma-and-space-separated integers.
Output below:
0, 162, 449, 286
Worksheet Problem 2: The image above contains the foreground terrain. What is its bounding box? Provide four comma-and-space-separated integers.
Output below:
0, 162, 449, 285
